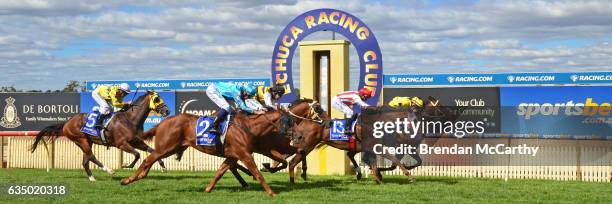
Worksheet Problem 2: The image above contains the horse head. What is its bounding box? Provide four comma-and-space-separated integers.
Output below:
281, 98, 326, 145
132, 90, 170, 117
423, 96, 460, 121
146, 91, 171, 117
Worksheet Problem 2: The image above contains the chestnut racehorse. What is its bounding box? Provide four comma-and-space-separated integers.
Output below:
31, 91, 171, 181
120, 99, 323, 197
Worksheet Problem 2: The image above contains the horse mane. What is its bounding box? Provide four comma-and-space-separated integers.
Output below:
132, 91, 150, 104
289, 98, 314, 107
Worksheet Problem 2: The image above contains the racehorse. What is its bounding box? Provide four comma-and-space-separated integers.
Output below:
120, 99, 323, 197
374, 96, 460, 174
281, 96, 457, 184
31, 91, 171, 181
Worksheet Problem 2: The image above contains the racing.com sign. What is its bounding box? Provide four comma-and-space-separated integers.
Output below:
384, 72, 612, 86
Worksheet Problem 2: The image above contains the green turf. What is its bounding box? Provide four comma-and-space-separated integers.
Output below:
0, 168, 610, 203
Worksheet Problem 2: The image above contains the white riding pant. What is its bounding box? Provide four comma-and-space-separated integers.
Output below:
206, 83, 231, 111
331, 97, 353, 118
92, 90, 111, 114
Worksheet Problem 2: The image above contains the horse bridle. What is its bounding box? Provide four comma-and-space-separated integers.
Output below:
284, 102, 324, 124
422, 99, 447, 119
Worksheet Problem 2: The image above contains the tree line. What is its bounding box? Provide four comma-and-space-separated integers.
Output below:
0, 80, 86, 93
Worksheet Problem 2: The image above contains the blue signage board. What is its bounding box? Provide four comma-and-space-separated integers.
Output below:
85, 78, 270, 91
500, 86, 612, 139
384, 72, 612, 86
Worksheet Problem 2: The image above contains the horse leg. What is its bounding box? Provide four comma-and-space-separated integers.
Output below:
347, 151, 362, 180
205, 158, 235, 193
406, 153, 422, 170
235, 164, 252, 176
300, 151, 308, 182
239, 154, 276, 197
118, 143, 140, 169
262, 150, 288, 173
365, 153, 382, 184
288, 152, 302, 184
131, 139, 168, 173
230, 166, 249, 188
380, 154, 411, 177
73, 138, 112, 180
121, 150, 167, 185
81, 154, 95, 181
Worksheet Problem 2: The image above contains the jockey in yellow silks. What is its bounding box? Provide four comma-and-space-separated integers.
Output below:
91, 83, 131, 128
388, 96, 423, 108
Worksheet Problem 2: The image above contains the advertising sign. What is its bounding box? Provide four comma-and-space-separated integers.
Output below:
0, 93, 80, 131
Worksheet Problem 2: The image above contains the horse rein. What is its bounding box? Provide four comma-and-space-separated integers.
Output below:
284, 104, 323, 124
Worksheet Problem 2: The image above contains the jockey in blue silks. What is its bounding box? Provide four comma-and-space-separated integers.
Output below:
206, 82, 260, 133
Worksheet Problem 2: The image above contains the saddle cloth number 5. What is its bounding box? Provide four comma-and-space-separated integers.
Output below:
86, 112, 99, 128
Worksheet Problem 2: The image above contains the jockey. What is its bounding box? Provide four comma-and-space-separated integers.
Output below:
254, 83, 286, 111
331, 88, 373, 134
91, 83, 131, 128
206, 82, 261, 133
388, 96, 423, 108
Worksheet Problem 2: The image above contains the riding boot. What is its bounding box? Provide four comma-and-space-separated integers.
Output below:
344, 114, 358, 135
95, 113, 107, 129
215, 134, 224, 157
209, 108, 228, 134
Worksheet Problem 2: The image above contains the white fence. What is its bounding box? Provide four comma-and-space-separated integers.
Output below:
3, 136, 611, 182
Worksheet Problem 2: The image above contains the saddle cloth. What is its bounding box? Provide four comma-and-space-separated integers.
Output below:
195, 115, 230, 146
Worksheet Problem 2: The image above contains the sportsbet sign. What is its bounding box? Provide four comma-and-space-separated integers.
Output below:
271, 8, 383, 105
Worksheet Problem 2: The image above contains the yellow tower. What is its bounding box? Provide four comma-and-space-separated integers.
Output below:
299, 40, 351, 175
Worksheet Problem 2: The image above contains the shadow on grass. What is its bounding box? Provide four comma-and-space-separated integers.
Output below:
178, 179, 348, 194
109, 174, 208, 181
382, 177, 459, 185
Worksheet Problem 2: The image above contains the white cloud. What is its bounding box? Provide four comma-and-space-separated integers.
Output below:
0, 0, 611, 90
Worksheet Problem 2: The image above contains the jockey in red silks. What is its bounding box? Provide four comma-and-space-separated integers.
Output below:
330, 88, 373, 134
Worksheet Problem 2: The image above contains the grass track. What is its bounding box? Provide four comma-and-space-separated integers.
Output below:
1, 168, 611, 203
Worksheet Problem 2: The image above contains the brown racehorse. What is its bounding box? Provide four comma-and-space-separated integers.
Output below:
31, 91, 171, 181
120, 99, 323, 197
281, 96, 455, 184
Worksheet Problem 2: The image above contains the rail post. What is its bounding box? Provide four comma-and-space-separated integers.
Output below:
1, 137, 4, 168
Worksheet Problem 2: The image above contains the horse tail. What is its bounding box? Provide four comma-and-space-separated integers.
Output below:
142, 125, 158, 141
31, 123, 65, 152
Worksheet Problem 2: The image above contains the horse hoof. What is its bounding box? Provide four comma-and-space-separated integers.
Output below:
120, 179, 130, 185
103, 167, 115, 175
356, 173, 362, 180
88, 176, 97, 182
161, 168, 168, 173
408, 177, 416, 183
268, 193, 277, 198
204, 187, 212, 193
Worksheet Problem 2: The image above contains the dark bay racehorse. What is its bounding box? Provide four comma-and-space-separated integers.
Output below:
281, 96, 457, 184
376, 96, 460, 174
31, 91, 170, 181
120, 99, 323, 197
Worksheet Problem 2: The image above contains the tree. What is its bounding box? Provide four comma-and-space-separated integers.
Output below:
0, 86, 18, 93
62, 80, 84, 92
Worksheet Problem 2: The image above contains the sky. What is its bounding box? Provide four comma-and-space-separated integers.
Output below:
0, 0, 611, 90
